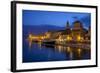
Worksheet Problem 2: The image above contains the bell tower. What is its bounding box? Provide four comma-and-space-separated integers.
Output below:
66, 21, 71, 34
66, 21, 70, 30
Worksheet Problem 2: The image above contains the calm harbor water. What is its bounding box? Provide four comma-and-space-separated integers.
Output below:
23, 41, 91, 63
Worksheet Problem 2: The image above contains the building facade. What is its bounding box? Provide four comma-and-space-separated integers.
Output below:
27, 20, 90, 46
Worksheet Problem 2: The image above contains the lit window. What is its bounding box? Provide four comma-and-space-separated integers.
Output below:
77, 35, 83, 42
77, 35, 81, 41
67, 35, 72, 41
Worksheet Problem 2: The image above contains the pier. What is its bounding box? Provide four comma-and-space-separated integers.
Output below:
27, 33, 90, 49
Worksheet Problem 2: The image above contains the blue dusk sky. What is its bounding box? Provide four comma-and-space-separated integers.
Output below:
23, 10, 91, 29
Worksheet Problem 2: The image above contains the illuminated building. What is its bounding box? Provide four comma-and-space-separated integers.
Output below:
27, 20, 90, 46
55, 20, 90, 44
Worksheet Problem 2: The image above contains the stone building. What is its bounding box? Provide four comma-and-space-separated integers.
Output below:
27, 20, 90, 45
52, 20, 90, 44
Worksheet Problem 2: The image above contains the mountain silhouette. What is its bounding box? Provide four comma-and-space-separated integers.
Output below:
23, 24, 65, 35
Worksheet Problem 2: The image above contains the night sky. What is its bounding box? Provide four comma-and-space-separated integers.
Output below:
23, 10, 91, 29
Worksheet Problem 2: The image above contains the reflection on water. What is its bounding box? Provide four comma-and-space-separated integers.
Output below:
23, 42, 91, 63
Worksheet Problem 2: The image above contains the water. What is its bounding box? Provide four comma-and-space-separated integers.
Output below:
23, 41, 91, 63
22, 25, 91, 63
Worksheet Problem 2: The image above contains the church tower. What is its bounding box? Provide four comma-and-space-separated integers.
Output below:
66, 21, 70, 30
66, 21, 71, 34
